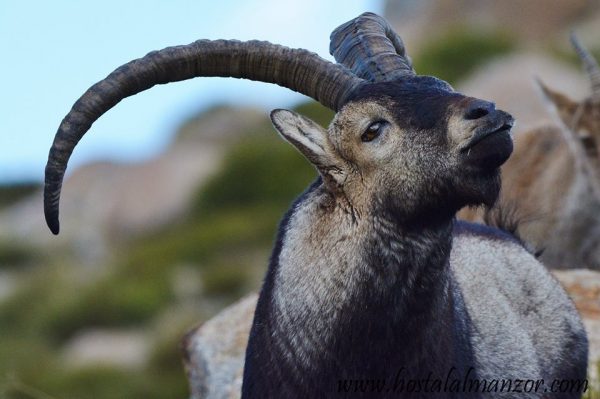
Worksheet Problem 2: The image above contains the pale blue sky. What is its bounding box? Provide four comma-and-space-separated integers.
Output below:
0, 1, 382, 183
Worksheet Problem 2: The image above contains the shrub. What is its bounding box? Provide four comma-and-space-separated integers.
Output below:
45, 275, 173, 342
0, 240, 39, 269
2, 365, 188, 399
549, 44, 600, 71
195, 135, 316, 213
0, 183, 39, 209
413, 28, 515, 85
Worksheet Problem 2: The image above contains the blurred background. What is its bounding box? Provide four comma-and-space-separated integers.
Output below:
1, 0, 600, 398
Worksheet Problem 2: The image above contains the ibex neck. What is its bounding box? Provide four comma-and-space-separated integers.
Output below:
244, 182, 471, 398
361, 210, 454, 324
271, 183, 459, 381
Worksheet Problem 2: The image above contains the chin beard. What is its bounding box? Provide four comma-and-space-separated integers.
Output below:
374, 170, 502, 226
455, 169, 502, 209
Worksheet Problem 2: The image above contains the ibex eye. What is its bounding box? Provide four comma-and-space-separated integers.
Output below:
361, 121, 385, 142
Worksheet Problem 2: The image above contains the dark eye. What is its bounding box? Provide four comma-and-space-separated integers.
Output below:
361, 121, 385, 142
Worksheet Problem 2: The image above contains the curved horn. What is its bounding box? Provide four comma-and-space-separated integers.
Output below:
570, 32, 600, 101
45, 39, 364, 234
329, 12, 414, 82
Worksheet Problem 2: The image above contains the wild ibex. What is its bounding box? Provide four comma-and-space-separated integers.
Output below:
45, 13, 587, 399
460, 34, 600, 270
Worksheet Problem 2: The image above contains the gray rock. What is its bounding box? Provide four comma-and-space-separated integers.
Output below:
182, 270, 600, 397
182, 294, 257, 399
62, 328, 150, 370
384, 0, 600, 46
553, 269, 600, 389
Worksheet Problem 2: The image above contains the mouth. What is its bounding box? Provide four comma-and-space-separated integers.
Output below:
461, 120, 514, 153
459, 114, 515, 170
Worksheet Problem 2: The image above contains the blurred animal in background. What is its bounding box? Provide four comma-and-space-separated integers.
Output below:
44, 13, 587, 398
460, 33, 600, 270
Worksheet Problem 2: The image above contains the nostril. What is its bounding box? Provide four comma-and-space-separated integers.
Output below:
465, 107, 489, 120
464, 100, 495, 120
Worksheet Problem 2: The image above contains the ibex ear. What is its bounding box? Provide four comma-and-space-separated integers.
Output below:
271, 109, 347, 191
536, 78, 580, 129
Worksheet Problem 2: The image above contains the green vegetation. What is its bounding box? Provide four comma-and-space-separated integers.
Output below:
0, 183, 39, 209
0, 240, 39, 269
196, 138, 316, 212
583, 362, 600, 398
413, 28, 516, 85
549, 44, 600, 72
2, 366, 189, 399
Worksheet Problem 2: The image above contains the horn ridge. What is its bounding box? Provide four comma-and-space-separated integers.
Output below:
329, 12, 414, 82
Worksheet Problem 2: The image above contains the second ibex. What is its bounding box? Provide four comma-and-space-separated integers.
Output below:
44, 13, 587, 399
461, 34, 600, 271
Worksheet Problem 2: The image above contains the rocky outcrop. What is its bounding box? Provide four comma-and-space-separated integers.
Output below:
0, 107, 265, 264
384, 0, 600, 47
553, 269, 600, 387
183, 270, 600, 399
62, 328, 150, 370
182, 294, 256, 399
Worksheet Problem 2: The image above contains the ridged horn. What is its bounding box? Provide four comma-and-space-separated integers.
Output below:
44, 39, 364, 234
329, 12, 414, 82
570, 32, 600, 102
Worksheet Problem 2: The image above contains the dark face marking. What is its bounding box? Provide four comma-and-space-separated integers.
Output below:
349, 76, 459, 133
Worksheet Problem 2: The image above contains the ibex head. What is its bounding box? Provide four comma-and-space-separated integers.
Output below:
44, 13, 514, 233
538, 33, 600, 161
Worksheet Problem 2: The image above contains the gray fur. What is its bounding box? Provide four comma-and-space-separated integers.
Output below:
452, 230, 587, 385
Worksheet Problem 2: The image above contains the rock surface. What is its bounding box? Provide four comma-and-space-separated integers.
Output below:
183, 270, 600, 398
384, 0, 600, 47
62, 328, 150, 370
182, 294, 257, 399
553, 269, 600, 387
